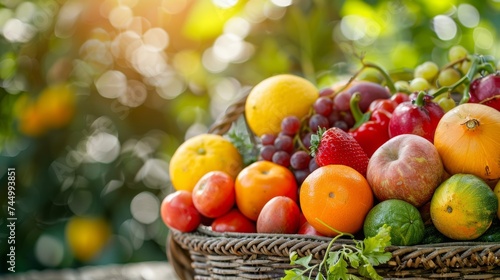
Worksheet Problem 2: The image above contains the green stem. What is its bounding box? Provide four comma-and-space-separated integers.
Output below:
459, 55, 480, 104
431, 73, 470, 99
414, 91, 426, 107
363, 62, 397, 93
350, 92, 363, 123
319, 234, 344, 276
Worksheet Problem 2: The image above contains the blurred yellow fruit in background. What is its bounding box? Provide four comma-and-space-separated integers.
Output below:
245, 74, 318, 137
65, 216, 111, 262
14, 95, 47, 137
37, 83, 76, 129
14, 84, 76, 137
169, 134, 243, 192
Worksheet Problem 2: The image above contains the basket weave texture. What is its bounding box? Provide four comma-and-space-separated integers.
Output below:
167, 92, 500, 280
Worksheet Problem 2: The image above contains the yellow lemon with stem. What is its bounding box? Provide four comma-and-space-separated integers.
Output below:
245, 74, 318, 137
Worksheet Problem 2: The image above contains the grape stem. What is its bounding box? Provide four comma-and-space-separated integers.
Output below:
328, 59, 397, 97
431, 54, 496, 104
362, 62, 397, 93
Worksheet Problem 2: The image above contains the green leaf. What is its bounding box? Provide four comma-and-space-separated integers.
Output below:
328, 257, 348, 280
358, 264, 383, 280
345, 252, 361, 269
309, 127, 326, 157
282, 268, 309, 280
361, 225, 392, 266
294, 254, 313, 268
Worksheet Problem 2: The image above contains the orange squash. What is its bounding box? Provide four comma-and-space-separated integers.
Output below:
434, 103, 500, 183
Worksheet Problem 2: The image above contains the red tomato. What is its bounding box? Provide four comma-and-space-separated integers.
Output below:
297, 221, 324, 237
211, 208, 256, 233
368, 99, 397, 113
192, 171, 235, 218
160, 190, 201, 232
256, 196, 301, 234
391, 92, 410, 104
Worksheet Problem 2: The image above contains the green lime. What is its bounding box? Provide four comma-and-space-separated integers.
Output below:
363, 199, 425, 246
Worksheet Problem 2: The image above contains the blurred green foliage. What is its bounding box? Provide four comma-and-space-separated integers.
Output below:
1, 0, 500, 273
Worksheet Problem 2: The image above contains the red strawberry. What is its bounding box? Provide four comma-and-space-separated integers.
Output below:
310, 127, 369, 176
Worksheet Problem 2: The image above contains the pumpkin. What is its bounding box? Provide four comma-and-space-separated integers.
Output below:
434, 103, 500, 183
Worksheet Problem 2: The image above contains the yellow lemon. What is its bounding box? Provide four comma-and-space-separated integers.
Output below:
169, 134, 243, 192
245, 74, 318, 137
66, 216, 111, 262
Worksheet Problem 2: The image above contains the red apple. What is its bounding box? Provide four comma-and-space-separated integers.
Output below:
297, 221, 324, 237
192, 171, 235, 218
256, 196, 301, 234
211, 208, 256, 233
366, 134, 444, 208
161, 190, 201, 232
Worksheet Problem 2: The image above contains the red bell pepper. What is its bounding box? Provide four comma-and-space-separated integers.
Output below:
388, 91, 445, 143
348, 93, 392, 157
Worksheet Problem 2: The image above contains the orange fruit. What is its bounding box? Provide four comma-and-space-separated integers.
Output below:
300, 164, 374, 237
169, 134, 243, 192
245, 74, 318, 137
66, 216, 111, 262
430, 174, 498, 240
235, 160, 298, 221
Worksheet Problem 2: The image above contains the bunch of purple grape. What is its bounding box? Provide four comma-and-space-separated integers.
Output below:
258, 88, 356, 184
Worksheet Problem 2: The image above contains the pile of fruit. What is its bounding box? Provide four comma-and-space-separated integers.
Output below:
161, 46, 500, 247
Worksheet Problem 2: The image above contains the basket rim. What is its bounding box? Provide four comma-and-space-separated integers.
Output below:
175, 225, 500, 250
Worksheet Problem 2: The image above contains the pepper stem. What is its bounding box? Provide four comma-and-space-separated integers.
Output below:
413, 91, 427, 107
349, 92, 372, 130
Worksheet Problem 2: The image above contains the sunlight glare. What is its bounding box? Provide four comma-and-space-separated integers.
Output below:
143, 27, 169, 51
86, 132, 120, 164
118, 80, 147, 107
161, 0, 188, 14
95, 70, 127, 99
35, 235, 64, 268
213, 0, 238, 9
202, 47, 229, 73
3, 18, 35, 43
433, 15, 457, 41
109, 5, 133, 29
130, 191, 160, 224
457, 4, 479, 28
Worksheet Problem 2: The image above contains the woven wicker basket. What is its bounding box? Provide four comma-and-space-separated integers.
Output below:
167, 91, 500, 280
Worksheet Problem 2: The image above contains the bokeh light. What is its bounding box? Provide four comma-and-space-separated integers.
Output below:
433, 15, 457, 41
130, 191, 160, 224
35, 235, 65, 268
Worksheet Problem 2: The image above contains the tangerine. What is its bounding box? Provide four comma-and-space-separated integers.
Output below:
300, 164, 374, 237
235, 161, 298, 221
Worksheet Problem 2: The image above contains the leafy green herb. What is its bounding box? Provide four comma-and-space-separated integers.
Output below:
227, 118, 258, 166
282, 224, 392, 280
